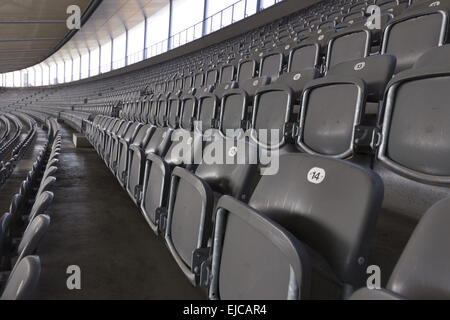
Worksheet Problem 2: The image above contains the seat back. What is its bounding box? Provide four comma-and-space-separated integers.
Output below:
326, 29, 371, 70
18, 215, 50, 261
381, 2, 450, 72
1, 256, 40, 300
210, 195, 311, 300
385, 197, 450, 299
248, 153, 383, 290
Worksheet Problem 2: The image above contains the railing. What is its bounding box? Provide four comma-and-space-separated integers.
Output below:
2, 0, 283, 87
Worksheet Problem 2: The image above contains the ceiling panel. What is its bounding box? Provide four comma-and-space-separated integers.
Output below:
1, 0, 171, 74
0, 0, 95, 73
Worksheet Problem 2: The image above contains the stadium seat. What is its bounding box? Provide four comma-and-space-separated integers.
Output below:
350, 197, 450, 300
209, 153, 383, 299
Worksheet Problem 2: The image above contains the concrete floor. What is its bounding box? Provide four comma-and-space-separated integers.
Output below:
33, 123, 205, 299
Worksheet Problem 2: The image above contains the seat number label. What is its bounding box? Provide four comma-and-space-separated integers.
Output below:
307, 167, 326, 184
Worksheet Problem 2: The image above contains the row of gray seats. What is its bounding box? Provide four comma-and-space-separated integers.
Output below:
0, 118, 61, 300
80, 43, 450, 299
116, 0, 449, 114
0, 114, 37, 187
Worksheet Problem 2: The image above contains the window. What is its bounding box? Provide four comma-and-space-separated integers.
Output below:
57, 61, 65, 84
112, 32, 126, 69
28, 67, 35, 86
260, 0, 280, 10
13, 71, 21, 87
49, 63, 57, 84
101, 41, 112, 73
128, 21, 145, 64
5, 73, 13, 87
146, 4, 170, 57
91, 47, 100, 76
81, 52, 90, 79
35, 66, 43, 86
205, 0, 238, 33
170, 0, 204, 48
73, 56, 80, 81
65, 60, 72, 82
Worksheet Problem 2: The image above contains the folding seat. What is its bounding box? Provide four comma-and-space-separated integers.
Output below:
135, 97, 145, 122
276, 42, 321, 98
295, 55, 395, 162
0, 213, 11, 270
237, 59, 257, 84
374, 45, 450, 219
129, 100, 138, 121
139, 91, 218, 233
163, 135, 260, 286
193, 72, 205, 89
195, 89, 220, 133
166, 92, 182, 130
205, 69, 219, 87
0, 213, 48, 288
103, 119, 126, 165
147, 94, 161, 126
376, 0, 409, 14
325, 28, 371, 70
156, 94, 169, 127
139, 96, 151, 123
1, 256, 40, 300
174, 78, 183, 92
237, 58, 271, 99
350, 197, 450, 300
381, 0, 450, 73
249, 83, 298, 155
92, 117, 111, 151
218, 86, 250, 134
16, 214, 50, 262
182, 71, 193, 86
206, 153, 383, 299
109, 120, 137, 172
178, 90, 198, 131
101, 119, 124, 161
258, 51, 284, 79
126, 117, 173, 205
214, 64, 237, 98
117, 124, 154, 187
121, 101, 131, 120
338, 11, 367, 28
167, 79, 175, 93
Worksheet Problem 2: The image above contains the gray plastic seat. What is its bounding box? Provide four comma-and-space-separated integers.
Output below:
259, 51, 284, 78
375, 44, 450, 219
350, 197, 450, 300
296, 55, 395, 159
238, 153, 383, 299
109, 121, 133, 172
288, 43, 321, 73
381, 1, 450, 73
117, 124, 154, 187
103, 119, 125, 162
250, 83, 297, 154
1, 256, 40, 300
18, 215, 50, 262
27, 191, 53, 222
140, 128, 202, 233
209, 195, 311, 300
164, 135, 259, 285
326, 29, 371, 70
